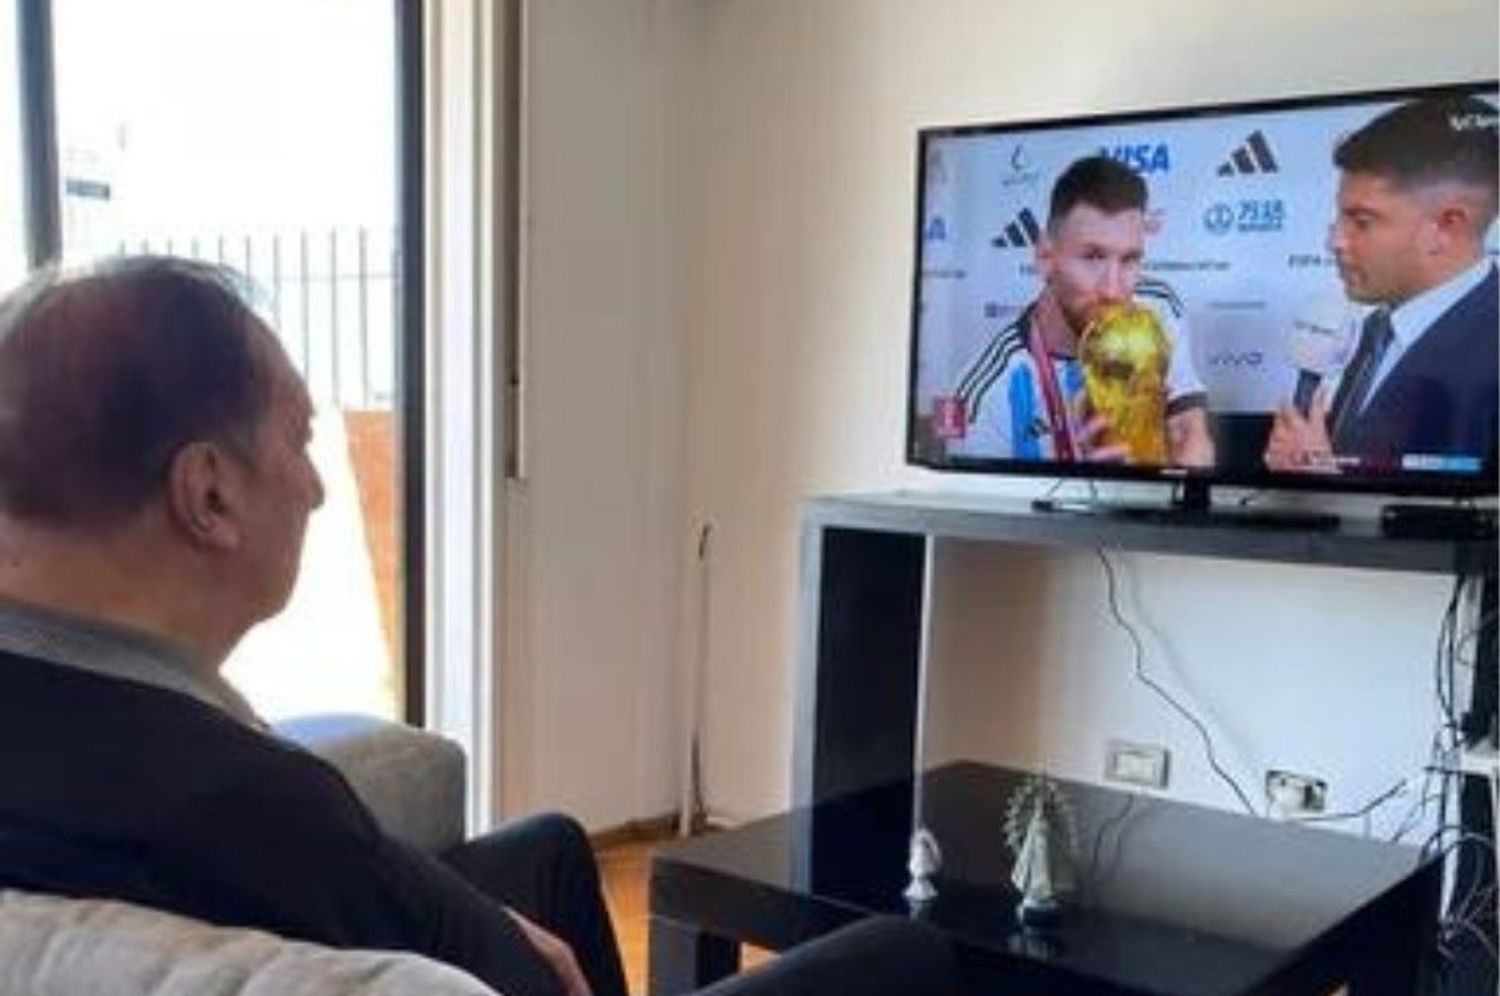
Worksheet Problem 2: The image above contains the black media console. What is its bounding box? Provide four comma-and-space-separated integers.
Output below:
646, 492, 1496, 995
791, 490, 1496, 807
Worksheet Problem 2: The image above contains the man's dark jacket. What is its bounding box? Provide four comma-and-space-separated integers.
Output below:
0, 649, 544, 992
1334, 265, 1498, 468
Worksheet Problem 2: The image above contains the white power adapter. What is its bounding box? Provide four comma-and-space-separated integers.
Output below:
1265, 769, 1327, 816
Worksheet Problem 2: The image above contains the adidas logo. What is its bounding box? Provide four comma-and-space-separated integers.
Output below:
991, 207, 1041, 249
1215, 130, 1279, 176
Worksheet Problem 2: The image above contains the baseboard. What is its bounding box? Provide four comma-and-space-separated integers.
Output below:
588, 809, 741, 850
589, 810, 737, 849
588, 813, 680, 849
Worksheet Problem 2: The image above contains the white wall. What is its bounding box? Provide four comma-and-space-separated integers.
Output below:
509, 0, 1494, 830
923, 546, 1454, 837
678, 0, 1498, 821
500, 0, 690, 827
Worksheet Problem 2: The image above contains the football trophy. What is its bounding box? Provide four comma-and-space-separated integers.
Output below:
1078, 303, 1171, 464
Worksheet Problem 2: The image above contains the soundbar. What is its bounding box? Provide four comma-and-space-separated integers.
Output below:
1379, 503, 1497, 539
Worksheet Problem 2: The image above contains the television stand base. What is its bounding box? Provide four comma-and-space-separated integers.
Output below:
1031, 497, 1341, 531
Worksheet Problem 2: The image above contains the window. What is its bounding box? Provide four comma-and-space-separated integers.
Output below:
0, 0, 27, 290
15, 0, 422, 722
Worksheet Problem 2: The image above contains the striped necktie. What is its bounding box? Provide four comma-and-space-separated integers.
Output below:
1330, 309, 1395, 444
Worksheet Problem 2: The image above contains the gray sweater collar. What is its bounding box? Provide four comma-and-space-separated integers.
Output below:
0, 598, 264, 729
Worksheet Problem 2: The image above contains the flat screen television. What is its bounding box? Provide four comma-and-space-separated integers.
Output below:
907, 81, 1498, 513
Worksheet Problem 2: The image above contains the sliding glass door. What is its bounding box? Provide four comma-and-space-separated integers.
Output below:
14, 0, 423, 722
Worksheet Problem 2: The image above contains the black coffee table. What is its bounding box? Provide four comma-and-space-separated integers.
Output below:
648, 762, 1440, 995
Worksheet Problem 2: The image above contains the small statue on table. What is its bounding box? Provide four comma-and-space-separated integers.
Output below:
1003, 774, 1078, 930
903, 826, 943, 906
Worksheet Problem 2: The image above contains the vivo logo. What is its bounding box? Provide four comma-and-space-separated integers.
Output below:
1101, 142, 1171, 174
1206, 350, 1264, 368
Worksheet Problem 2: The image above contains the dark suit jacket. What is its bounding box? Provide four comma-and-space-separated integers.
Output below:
1334, 266, 1498, 470
0, 650, 558, 996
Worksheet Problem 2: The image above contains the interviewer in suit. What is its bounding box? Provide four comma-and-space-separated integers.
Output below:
1264, 94, 1498, 475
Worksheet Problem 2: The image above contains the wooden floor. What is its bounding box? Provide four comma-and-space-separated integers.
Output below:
597, 837, 655, 995
597, 836, 769, 996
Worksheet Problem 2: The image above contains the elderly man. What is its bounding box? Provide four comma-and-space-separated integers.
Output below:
0, 258, 952, 996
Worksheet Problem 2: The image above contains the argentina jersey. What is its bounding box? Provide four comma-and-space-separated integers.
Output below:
945, 278, 1202, 461
947, 311, 1067, 460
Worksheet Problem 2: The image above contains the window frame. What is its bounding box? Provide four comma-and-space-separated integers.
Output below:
17, 0, 57, 267
10, 0, 427, 724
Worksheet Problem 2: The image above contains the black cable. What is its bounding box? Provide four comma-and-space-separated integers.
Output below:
1456, 608, 1500, 668
1085, 791, 1137, 895
1421, 826, 1495, 863
1291, 777, 1406, 825
1095, 550, 1258, 816
1447, 576, 1462, 721
1455, 883, 1498, 926
1448, 918, 1500, 969
1431, 576, 1465, 841
1436, 576, 1463, 729
1092, 794, 1148, 900
1450, 868, 1496, 935
1395, 732, 1451, 843
1444, 581, 1459, 841
1398, 580, 1471, 850
1427, 827, 1496, 965
1393, 788, 1448, 844
1437, 868, 1498, 975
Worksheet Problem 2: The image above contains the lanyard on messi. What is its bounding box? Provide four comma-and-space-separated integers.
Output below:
1026, 319, 1076, 461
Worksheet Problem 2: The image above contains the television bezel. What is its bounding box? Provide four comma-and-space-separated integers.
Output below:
905, 78, 1499, 499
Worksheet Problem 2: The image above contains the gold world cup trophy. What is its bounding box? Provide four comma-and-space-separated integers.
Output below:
1078, 303, 1171, 464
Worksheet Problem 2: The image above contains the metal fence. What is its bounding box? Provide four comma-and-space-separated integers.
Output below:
115, 226, 400, 411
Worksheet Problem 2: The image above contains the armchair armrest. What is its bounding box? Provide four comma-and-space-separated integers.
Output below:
274, 714, 466, 856
0, 890, 501, 996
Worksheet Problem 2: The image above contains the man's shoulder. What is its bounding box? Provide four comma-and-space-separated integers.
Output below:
0, 649, 344, 806
957, 311, 1034, 390
971, 311, 1033, 354
1133, 278, 1191, 346
0, 647, 249, 734
0, 649, 382, 905
1411, 265, 1499, 369
1452, 263, 1499, 322
1134, 276, 1186, 319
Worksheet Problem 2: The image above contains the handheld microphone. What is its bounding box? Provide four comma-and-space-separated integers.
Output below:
1286, 297, 1354, 415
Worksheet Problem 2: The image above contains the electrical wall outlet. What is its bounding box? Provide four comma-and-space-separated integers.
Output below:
1265, 769, 1327, 816
1105, 739, 1170, 789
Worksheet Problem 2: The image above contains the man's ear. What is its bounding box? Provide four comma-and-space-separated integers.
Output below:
165, 441, 244, 550
1421, 186, 1483, 256
1433, 203, 1475, 252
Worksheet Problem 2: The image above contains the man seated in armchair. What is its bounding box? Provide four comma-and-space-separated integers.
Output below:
0, 258, 954, 996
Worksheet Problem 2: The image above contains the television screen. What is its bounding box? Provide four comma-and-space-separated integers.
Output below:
908, 81, 1498, 497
